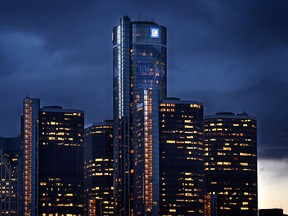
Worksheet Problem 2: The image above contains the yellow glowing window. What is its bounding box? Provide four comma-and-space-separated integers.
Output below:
190, 104, 201, 108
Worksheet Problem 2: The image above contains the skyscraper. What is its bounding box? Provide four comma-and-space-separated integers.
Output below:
22, 97, 40, 216
113, 15, 167, 215
84, 120, 114, 215
159, 98, 205, 215
204, 112, 257, 216
38, 106, 84, 215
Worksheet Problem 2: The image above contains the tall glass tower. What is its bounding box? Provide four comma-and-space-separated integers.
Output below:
113, 15, 167, 216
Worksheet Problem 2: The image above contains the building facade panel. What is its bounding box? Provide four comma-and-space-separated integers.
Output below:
204, 112, 257, 216
159, 98, 205, 216
38, 106, 84, 215
84, 120, 114, 215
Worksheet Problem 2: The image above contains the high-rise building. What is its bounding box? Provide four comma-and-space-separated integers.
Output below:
113, 15, 167, 215
159, 98, 205, 215
21, 97, 85, 215
38, 106, 84, 215
0, 136, 22, 215
204, 112, 257, 216
22, 97, 40, 216
84, 120, 114, 215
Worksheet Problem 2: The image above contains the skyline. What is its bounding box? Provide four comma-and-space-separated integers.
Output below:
0, 0, 288, 213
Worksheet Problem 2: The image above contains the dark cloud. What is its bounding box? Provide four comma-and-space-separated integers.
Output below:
0, 0, 287, 163
174, 80, 288, 160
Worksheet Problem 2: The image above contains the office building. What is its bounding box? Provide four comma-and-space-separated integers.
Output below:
84, 120, 114, 215
38, 106, 84, 215
204, 112, 257, 216
113, 15, 167, 215
22, 97, 40, 216
0, 136, 21, 215
159, 98, 205, 216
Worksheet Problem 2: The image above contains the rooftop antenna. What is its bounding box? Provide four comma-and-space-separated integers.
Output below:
243, 108, 247, 114
26, 92, 30, 98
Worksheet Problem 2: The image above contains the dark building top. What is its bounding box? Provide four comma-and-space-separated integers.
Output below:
0, 136, 21, 154
206, 111, 256, 120
259, 208, 284, 216
92, 120, 113, 127
41, 106, 84, 114
162, 97, 203, 105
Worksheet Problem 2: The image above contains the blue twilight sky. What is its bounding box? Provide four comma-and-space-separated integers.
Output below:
0, 0, 287, 212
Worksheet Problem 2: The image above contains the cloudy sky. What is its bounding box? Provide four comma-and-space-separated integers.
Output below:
0, 0, 287, 212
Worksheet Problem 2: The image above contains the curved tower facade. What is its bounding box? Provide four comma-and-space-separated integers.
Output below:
113, 15, 167, 216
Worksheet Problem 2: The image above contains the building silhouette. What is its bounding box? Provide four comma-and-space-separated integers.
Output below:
259, 208, 285, 216
0, 136, 22, 215
113, 15, 167, 215
84, 120, 114, 215
204, 112, 257, 216
159, 98, 205, 215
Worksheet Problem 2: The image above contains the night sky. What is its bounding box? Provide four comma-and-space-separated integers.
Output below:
0, 0, 287, 212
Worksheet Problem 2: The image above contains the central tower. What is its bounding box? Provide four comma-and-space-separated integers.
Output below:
113, 15, 167, 216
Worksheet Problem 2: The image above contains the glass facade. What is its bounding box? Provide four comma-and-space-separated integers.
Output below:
84, 120, 114, 215
159, 98, 205, 216
38, 106, 84, 215
204, 112, 257, 216
113, 16, 166, 215
22, 97, 40, 216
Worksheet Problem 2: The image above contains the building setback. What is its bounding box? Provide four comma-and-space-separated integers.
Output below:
159, 98, 205, 216
84, 120, 114, 215
204, 112, 257, 216
38, 106, 84, 215
0, 136, 21, 215
113, 15, 167, 215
